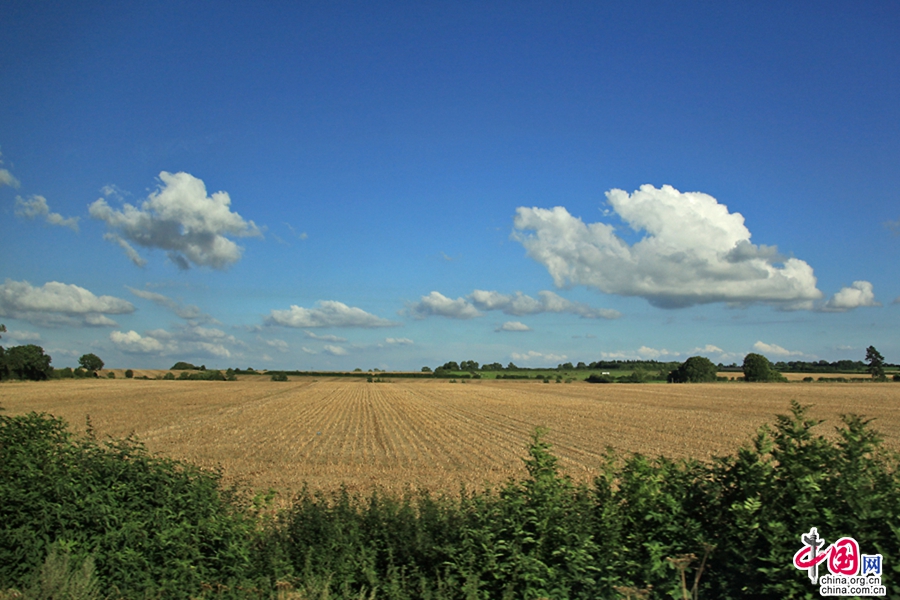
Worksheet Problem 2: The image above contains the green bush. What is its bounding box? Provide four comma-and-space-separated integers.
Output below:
124, 369, 133, 379
271, 372, 289, 382
668, 356, 717, 383
0, 411, 262, 598
54, 367, 74, 379
742, 353, 787, 382
170, 362, 198, 370
106, 372, 115, 379
163, 372, 175, 380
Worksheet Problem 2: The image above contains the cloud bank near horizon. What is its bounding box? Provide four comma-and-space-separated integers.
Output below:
266, 300, 398, 329
513, 185, 824, 309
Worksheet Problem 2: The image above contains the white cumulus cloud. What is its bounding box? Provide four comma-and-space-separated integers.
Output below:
497, 321, 531, 332
513, 184, 823, 309
324, 345, 348, 356
110, 330, 165, 354
0, 279, 134, 327
266, 301, 397, 328
406, 292, 482, 319
753, 341, 805, 357
89, 171, 261, 269
385, 337, 414, 345
15, 195, 79, 231
822, 281, 880, 312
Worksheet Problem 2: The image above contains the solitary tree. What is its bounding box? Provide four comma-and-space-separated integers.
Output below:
865, 346, 886, 381
742, 353, 785, 382
79, 353, 104, 373
668, 356, 718, 383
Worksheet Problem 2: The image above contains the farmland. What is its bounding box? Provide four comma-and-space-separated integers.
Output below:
2, 377, 899, 496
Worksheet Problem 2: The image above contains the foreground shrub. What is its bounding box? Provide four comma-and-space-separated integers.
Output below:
0, 411, 262, 598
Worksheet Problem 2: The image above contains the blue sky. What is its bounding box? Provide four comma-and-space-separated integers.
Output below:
1, 1, 898, 370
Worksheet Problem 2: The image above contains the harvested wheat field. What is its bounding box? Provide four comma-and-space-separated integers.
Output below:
2, 377, 899, 496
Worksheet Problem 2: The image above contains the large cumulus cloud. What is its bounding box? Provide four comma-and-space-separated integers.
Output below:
513, 185, 823, 309
90, 171, 261, 269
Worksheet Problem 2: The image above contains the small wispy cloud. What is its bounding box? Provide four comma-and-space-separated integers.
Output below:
15, 195, 79, 231
304, 331, 348, 342
285, 222, 308, 240
0, 149, 20, 189
497, 321, 531, 332
126, 286, 213, 322
263, 338, 290, 352
753, 341, 805, 357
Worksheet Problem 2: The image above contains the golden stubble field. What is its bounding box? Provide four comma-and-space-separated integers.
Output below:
2, 377, 899, 497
